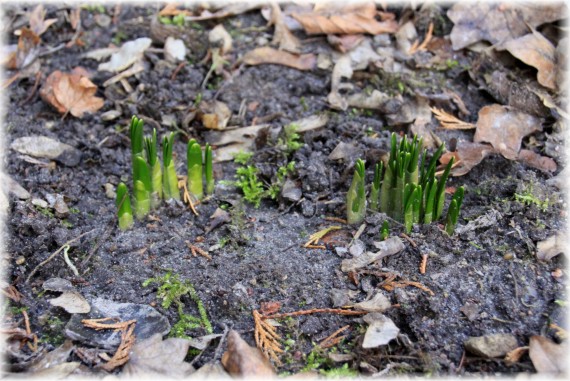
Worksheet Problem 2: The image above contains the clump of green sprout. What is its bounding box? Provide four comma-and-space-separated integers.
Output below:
380, 220, 390, 241
145, 128, 162, 208
116, 182, 134, 231
116, 116, 215, 230
347, 159, 366, 224
187, 139, 204, 201
347, 133, 464, 235
162, 132, 180, 201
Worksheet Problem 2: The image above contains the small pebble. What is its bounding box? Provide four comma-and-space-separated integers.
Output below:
16, 256, 25, 265
503, 253, 514, 260
31, 198, 48, 208
105, 183, 116, 199
101, 110, 121, 121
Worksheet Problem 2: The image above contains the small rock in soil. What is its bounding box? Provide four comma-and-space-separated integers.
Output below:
464, 333, 518, 358
281, 179, 302, 202
43, 277, 75, 292
104, 183, 116, 199
49, 292, 91, 314
459, 301, 480, 321
330, 288, 358, 307
301, 199, 315, 217
10, 136, 82, 167
64, 298, 170, 350
3, 174, 30, 199
32, 198, 48, 208
328, 141, 359, 160
349, 239, 366, 257
362, 313, 400, 348
300, 316, 323, 335
101, 110, 121, 121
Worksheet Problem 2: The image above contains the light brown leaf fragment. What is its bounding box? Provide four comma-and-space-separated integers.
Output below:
260, 301, 282, 316
28, 5, 58, 36
159, 4, 192, 17
447, 3, 567, 50
292, 2, 398, 35
186, 3, 262, 21
40, 69, 104, 118
517, 149, 557, 173
270, 3, 300, 53
242, 47, 316, 71
505, 346, 529, 366
536, 233, 566, 261
10, 28, 41, 70
327, 34, 365, 53
441, 141, 496, 176
222, 329, 277, 376
529, 335, 568, 374
474, 104, 542, 160
502, 31, 557, 90
431, 107, 475, 130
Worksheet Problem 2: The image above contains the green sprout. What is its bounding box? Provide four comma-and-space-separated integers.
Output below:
347, 159, 366, 224
369, 161, 383, 212
187, 139, 204, 201
133, 156, 152, 219
145, 128, 162, 208
445, 186, 464, 235
162, 132, 180, 200
380, 220, 390, 240
115, 182, 134, 230
130, 115, 144, 168
205, 143, 214, 196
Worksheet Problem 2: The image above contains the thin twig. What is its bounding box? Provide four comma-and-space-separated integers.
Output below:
26, 229, 96, 283
62, 245, 79, 276
263, 308, 367, 320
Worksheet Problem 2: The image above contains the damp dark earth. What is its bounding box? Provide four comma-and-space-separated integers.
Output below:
1, 2, 568, 379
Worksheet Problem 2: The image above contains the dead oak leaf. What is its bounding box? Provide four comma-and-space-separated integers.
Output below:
440, 141, 496, 176
242, 47, 316, 71
222, 330, 276, 377
28, 4, 58, 36
529, 335, 568, 374
501, 31, 557, 90
517, 149, 557, 173
474, 104, 542, 160
40, 69, 104, 118
447, 3, 567, 50
292, 2, 398, 35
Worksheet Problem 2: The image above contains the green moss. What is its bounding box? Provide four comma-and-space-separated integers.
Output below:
278, 124, 303, 153
233, 151, 254, 165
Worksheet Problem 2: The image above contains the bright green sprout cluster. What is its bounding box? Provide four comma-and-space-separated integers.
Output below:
116, 116, 215, 230
347, 133, 464, 235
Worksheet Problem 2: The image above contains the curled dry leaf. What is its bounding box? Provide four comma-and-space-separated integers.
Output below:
327, 34, 365, 53
40, 69, 104, 118
221, 330, 276, 377
200, 100, 232, 130
440, 141, 496, 176
501, 31, 557, 90
447, 3, 567, 50
209, 24, 232, 55
6, 28, 41, 70
431, 107, 475, 130
536, 233, 566, 261
292, 2, 398, 35
242, 47, 316, 71
185, 3, 262, 21
529, 335, 568, 374
98, 37, 152, 73
270, 2, 300, 53
474, 104, 542, 160
28, 4, 58, 36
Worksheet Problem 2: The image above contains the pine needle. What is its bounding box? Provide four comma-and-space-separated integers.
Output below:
303, 226, 342, 248
431, 107, 475, 130
178, 176, 199, 216
253, 310, 283, 365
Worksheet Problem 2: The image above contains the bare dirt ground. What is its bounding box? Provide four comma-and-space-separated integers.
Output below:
1, 2, 568, 379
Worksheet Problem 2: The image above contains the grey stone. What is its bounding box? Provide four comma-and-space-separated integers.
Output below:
464, 333, 518, 358
11, 136, 81, 167
301, 200, 315, 217
43, 278, 75, 292
349, 240, 365, 257
281, 179, 302, 202
64, 298, 170, 350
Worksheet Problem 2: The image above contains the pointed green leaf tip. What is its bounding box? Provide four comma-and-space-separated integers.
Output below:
187, 140, 203, 200
347, 159, 366, 224
205, 144, 214, 195
116, 182, 134, 230
130, 115, 144, 157
145, 128, 162, 207
162, 132, 180, 200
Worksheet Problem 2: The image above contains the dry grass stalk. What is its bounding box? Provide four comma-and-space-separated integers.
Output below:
253, 310, 283, 365
409, 22, 434, 54
178, 176, 199, 216
383, 280, 434, 296
319, 325, 350, 349
263, 308, 367, 319
185, 241, 212, 260
82, 317, 137, 331
303, 226, 342, 248
99, 322, 136, 372
431, 107, 475, 130
22, 310, 38, 351
1, 285, 23, 302
420, 253, 428, 274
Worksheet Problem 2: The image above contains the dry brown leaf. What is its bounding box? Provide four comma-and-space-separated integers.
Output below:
536, 233, 566, 261
9, 28, 41, 70
260, 301, 282, 316
517, 149, 557, 173
327, 34, 365, 53
242, 47, 316, 71
158, 3, 192, 17
270, 2, 301, 53
529, 335, 568, 374
40, 69, 104, 118
504, 346, 529, 366
200, 100, 232, 130
431, 107, 475, 130
474, 104, 542, 160
501, 31, 557, 90
447, 3, 567, 50
221, 330, 276, 377
292, 2, 398, 35
440, 141, 496, 176
186, 3, 262, 21
28, 4, 58, 36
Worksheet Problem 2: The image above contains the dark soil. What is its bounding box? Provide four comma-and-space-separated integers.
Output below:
2, 3, 567, 378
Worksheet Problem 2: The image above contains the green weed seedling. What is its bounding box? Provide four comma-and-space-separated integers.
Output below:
278, 123, 303, 153
235, 165, 265, 207
143, 271, 212, 336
